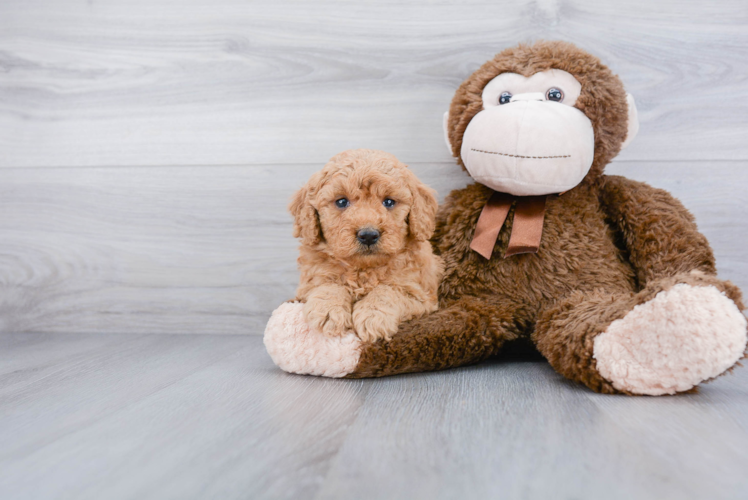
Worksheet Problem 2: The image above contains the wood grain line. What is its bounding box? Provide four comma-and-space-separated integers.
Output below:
0, 161, 744, 335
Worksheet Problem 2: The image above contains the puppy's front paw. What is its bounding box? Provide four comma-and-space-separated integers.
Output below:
352, 303, 399, 343
304, 300, 352, 337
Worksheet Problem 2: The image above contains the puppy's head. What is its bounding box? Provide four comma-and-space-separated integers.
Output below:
289, 149, 438, 262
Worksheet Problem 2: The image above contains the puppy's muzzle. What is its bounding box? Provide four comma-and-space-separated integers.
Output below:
357, 228, 380, 247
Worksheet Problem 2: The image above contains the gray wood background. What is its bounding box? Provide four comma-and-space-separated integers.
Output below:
2, 0, 747, 335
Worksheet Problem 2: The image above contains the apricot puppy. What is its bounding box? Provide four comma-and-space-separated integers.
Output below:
289, 149, 444, 342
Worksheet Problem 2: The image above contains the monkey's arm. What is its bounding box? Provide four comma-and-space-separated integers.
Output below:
347, 293, 525, 377
599, 175, 718, 287
264, 292, 524, 379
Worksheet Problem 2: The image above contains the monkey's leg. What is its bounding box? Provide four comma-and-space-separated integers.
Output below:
533, 272, 747, 395
264, 295, 525, 378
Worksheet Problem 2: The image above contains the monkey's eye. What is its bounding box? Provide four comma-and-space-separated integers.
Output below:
383, 198, 396, 209
499, 92, 513, 105
546, 88, 564, 102
335, 198, 350, 208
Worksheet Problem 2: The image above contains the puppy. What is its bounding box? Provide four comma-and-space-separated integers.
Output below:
289, 149, 444, 342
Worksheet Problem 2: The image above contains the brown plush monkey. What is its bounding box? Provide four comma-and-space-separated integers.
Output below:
265, 41, 747, 395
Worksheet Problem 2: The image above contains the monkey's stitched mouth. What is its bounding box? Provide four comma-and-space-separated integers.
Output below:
471, 148, 571, 159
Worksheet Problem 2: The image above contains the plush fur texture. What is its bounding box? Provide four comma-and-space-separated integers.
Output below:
290, 149, 444, 342
266, 41, 747, 395
345, 41, 748, 394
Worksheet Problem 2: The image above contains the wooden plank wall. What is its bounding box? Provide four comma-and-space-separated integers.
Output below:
1, 0, 747, 334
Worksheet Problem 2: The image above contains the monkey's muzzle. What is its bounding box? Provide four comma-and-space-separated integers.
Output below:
461, 99, 595, 196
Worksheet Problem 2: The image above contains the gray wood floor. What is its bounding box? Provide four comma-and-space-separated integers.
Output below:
1, 333, 747, 500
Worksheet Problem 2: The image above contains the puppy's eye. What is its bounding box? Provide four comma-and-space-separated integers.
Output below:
499, 92, 512, 105
546, 88, 564, 102
335, 198, 350, 208
382, 198, 396, 209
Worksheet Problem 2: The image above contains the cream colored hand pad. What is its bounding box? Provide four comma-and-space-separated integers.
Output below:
593, 284, 748, 395
264, 302, 361, 378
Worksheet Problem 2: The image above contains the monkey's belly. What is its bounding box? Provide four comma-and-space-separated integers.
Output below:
437, 189, 637, 308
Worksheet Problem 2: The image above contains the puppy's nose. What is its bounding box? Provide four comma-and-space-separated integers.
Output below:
357, 228, 380, 246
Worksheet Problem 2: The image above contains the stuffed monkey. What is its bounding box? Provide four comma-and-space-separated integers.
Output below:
265, 41, 747, 395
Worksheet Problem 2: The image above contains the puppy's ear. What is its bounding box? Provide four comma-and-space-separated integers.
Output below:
289, 177, 323, 246
404, 169, 439, 242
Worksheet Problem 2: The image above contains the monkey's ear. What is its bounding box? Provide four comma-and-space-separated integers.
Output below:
443, 111, 454, 156
405, 170, 439, 242
620, 93, 640, 150
288, 180, 323, 246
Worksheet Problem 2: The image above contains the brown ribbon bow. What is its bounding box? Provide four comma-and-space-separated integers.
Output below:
469, 191, 549, 260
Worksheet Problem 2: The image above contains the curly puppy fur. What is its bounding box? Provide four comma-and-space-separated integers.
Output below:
345, 41, 746, 394
290, 149, 444, 342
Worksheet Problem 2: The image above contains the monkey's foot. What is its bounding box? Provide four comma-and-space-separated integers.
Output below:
264, 302, 362, 378
593, 284, 747, 395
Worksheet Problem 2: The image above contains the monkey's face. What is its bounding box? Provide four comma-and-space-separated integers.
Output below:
460, 69, 594, 196
444, 42, 640, 196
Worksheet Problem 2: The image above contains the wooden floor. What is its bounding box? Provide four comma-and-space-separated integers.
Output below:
1, 333, 747, 500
